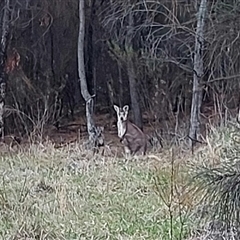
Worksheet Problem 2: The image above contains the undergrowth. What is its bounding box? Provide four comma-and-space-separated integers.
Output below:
1, 121, 238, 239
0, 142, 191, 240
189, 121, 240, 240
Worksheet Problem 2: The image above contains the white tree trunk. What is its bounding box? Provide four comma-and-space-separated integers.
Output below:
78, 0, 91, 102
189, 0, 207, 148
78, 0, 103, 148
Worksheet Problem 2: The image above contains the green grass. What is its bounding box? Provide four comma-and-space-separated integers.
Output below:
0, 142, 192, 239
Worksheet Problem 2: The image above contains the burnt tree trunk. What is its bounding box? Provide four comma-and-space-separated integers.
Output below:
0, 0, 10, 140
106, 75, 115, 116
78, 0, 101, 148
189, 0, 207, 148
117, 61, 123, 106
126, 7, 143, 130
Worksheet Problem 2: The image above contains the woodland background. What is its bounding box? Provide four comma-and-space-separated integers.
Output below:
1, 0, 240, 143
1, 1, 240, 239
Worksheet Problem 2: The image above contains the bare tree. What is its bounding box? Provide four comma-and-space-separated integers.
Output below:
0, 0, 10, 140
78, 0, 104, 148
189, 0, 207, 147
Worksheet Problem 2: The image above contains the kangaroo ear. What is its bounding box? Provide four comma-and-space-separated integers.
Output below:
113, 105, 119, 113
123, 105, 129, 112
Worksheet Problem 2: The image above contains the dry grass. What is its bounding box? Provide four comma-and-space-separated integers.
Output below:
1, 120, 238, 239
0, 140, 192, 240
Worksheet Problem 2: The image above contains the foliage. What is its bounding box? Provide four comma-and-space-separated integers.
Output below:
190, 123, 240, 238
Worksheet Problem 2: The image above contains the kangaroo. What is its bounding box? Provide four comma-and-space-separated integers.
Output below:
114, 105, 147, 155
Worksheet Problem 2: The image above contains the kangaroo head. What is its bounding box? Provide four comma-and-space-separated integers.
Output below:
114, 105, 129, 138
114, 105, 129, 121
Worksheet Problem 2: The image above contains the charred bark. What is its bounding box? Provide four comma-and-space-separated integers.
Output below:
126, 7, 143, 130
0, 0, 10, 140
117, 62, 123, 105
189, 0, 207, 148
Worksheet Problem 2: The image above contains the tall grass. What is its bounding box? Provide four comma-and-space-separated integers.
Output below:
0, 141, 191, 239
2, 120, 239, 239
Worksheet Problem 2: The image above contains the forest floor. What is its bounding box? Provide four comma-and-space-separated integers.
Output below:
0, 109, 239, 239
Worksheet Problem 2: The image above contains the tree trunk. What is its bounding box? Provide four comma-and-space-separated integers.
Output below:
0, 0, 10, 140
126, 7, 143, 130
106, 75, 114, 116
117, 62, 123, 106
78, 0, 102, 148
189, 0, 207, 148
78, 0, 91, 101
86, 0, 96, 96
127, 57, 143, 129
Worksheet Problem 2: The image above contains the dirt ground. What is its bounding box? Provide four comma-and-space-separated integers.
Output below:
0, 110, 162, 156
1, 104, 238, 155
